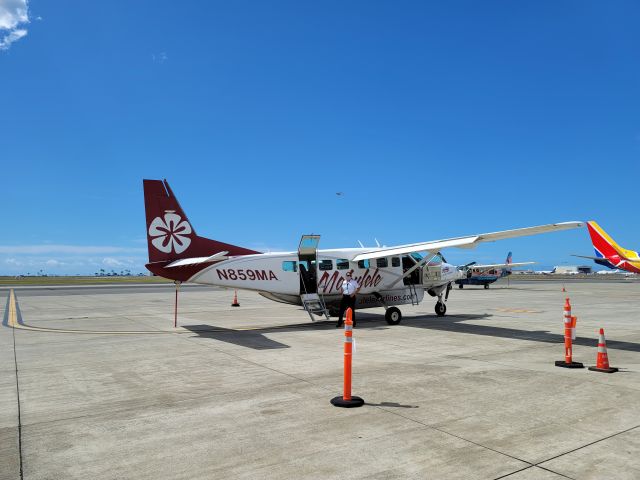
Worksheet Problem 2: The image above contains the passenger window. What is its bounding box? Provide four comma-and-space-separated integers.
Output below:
357, 259, 370, 268
376, 258, 388, 268
282, 261, 297, 272
336, 259, 349, 270
319, 260, 333, 271
392, 257, 400, 267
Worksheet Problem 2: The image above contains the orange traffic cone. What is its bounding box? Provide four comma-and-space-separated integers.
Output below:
331, 308, 364, 408
231, 290, 240, 307
562, 285, 566, 292
555, 298, 584, 368
588, 328, 618, 373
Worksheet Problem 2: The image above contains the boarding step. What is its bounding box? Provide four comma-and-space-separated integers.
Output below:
300, 293, 330, 322
407, 283, 419, 306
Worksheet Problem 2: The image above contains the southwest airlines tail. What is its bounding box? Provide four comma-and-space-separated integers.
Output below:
587, 222, 622, 261
574, 221, 640, 273
143, 179, 259, 280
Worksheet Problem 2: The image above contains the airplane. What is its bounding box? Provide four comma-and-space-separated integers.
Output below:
455, 252, 534, 289
143, 179, 584, 325
534, 267, 557, 275
572, 221, 640, 274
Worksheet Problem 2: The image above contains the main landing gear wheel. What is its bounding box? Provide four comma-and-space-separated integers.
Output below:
435, 301, 446, 317
385, 307, 402, 325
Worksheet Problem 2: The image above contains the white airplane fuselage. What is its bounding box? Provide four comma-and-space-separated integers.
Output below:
188, 248, 462, 310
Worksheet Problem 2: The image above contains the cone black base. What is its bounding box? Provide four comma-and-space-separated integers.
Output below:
588, 366, 618, 373
330, 396, 364, 408
555, 361, 584, 368
231, 304, 240, 307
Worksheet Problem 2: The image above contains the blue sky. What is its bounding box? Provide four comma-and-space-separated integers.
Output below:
1, 1, 639, 275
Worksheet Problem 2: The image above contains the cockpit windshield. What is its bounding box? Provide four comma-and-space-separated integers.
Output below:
426, 252, 445, 266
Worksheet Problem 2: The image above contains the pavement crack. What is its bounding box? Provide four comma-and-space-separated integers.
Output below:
493, 465, 575, 479
9, 292, 25, 479
369, 404, 535, 470
534, 424, 640, 467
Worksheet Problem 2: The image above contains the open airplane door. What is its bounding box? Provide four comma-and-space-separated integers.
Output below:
298, 235, 320, 294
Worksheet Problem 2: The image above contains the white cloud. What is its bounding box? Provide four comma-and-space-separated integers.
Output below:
45, 259, 64, 267
102, 257, 126, 267
1, 254, 148, 275
152, 52, 167, 64
0, 26, 25, 49
0, 245, 146, 254
0, 0, 27, 29
0, 0, 29, 51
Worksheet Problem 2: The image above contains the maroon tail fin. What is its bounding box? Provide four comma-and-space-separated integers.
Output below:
143, 180, 259, 276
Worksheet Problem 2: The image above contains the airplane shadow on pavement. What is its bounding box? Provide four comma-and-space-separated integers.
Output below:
182, 313, 488, 350
183, 325, 292, 350
184, 311, 640, 353
400, 313, 640, 353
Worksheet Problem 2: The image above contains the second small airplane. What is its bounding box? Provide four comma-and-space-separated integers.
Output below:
455, 252, 534, 289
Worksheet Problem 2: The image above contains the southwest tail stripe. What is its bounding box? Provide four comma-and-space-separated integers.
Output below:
587, 221, 620, 258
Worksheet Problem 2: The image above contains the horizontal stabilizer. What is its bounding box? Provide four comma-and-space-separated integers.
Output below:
165, 251, 229, 268
571, 254, 604, 261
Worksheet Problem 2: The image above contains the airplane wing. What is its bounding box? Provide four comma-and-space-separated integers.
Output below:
351, 222, 584, 262
471, 261, 535, 270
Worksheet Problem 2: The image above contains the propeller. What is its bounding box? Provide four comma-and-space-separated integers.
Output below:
458, 262, 476, 279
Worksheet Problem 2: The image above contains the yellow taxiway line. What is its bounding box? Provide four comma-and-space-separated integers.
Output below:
8, 289, 17, 328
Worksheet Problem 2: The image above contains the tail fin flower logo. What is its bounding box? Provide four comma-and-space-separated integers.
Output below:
148, 212, 192, 254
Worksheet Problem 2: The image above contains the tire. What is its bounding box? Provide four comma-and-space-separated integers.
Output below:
435, 301, 446, 316
385, 307, 402, 325
484, 284, 489, 290
458, 284, 463, 289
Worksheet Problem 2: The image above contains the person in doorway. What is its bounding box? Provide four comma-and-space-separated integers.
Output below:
337, 270, 360, 328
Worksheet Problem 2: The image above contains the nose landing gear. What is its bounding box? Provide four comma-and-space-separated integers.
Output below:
435, 282, 452, 317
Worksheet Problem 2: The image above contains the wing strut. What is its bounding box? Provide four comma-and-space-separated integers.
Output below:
388, 252, 439, 289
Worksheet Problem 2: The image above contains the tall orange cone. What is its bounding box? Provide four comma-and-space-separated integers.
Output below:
331, 308, 364, 408
555, 298, 584, 368
231, 289, 240, 307
588, 328, 618, 373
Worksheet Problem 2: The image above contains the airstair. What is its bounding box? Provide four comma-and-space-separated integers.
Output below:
300, 293, 330, 322
407, 283, 419, 306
